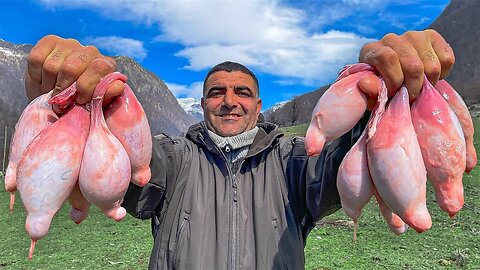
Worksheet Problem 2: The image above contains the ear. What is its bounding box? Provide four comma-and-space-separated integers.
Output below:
256, 98, 262, 116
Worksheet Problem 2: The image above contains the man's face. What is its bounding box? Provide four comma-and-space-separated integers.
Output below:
202, 71, 262, 137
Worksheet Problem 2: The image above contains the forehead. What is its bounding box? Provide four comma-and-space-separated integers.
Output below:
204, 71, 257, 93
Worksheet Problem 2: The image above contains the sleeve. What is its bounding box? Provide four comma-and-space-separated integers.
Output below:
121, 135, 177, 220
283, 112, 370, 239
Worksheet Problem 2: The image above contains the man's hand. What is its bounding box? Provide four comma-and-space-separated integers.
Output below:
25, 35, 125, 103
358, 29, 455, 101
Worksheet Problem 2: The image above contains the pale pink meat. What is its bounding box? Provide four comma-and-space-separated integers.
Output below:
337, 128, 373, 242
16, 104, 90, 259
79, 73, 131, 221
411, 79, 466, 217
105, 83, 152, 187
367, 86, 431, 233
4, 90, 58, 213
435, 79, 476, 173
305, 64, 374, 156
67, 182, 91, 224
374, 190, 408, 235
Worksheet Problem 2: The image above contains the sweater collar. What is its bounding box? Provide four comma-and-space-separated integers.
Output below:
186, 121, 284, 157
207, 127, 259, 150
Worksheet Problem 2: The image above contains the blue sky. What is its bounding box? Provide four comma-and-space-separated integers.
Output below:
0, 0, 448, 110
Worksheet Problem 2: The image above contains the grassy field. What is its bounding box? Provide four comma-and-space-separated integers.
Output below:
0, 121, 479, 270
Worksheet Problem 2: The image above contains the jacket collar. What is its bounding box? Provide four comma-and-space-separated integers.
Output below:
186, 121, 284, 158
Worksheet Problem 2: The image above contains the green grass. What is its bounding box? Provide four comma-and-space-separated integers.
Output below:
280, 123, 309, 137
302, 119, 480, 270
0, 183, 152, 270
0, 121, 479, 269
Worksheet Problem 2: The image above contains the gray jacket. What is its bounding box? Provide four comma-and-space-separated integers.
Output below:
123, 118, 366, 270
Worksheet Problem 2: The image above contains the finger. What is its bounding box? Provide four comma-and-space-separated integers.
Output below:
55, 45, 101, 91
358, 73, 381, 110
51, 86, 63, 97
358, 73, 381, 98
27, 35, 58, 91
25, 71, 42, 101
360, 40, 404, 98
41, 45, 75, 93
428, 29, 455, 80
405, 31, 441, 86
75, 58, 117, 104
103, 79, 126, 105
381, 33, 424, 100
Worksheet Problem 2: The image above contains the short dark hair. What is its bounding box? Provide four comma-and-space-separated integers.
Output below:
203, 61, 259, 97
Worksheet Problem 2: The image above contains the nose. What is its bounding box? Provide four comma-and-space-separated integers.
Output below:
223, 89, 238, 108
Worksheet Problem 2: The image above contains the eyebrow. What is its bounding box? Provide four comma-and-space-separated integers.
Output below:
234, 86, 252, 92
206, 85, 256, 97
207, 85, 226, 92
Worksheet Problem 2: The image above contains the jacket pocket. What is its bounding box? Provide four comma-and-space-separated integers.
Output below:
173, 212, 191, 267
272, 218, 289, 270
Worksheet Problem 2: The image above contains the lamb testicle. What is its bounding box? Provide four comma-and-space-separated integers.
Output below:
79, 72, 131, 221
435, 79, 476, 173
105, 84, 152, 187
411, 78, 466, 217
9, 72, 154, 259
305, 63, 374, 156
4, 90, 58, 213
367, 86, 432, 233
337, 128, 373, 242
16, 104, 90, 259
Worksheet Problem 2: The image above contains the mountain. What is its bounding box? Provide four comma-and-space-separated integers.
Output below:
0, 39, 195, 169
113, 56, 196, 135
265, 85, 330, 126
267, 0, 480, 126
177, 97, 204, 122
429, 0, 480, 104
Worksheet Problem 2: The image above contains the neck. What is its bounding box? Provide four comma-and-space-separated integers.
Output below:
208, 127, 259, 150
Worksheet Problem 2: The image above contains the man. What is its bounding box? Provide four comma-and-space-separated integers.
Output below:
25, 30, 454, 269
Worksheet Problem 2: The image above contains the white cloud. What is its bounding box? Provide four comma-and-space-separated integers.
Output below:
83, 36, 147, 62
37, 0, 375, 87
165, 81, 204, 99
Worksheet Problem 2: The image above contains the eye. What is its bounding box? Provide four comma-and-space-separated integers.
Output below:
236, 88, 253, 98
207, 89, 224, 98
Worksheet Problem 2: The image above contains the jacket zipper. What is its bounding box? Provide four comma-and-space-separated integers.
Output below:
231, 172, 238, 270
213, 144, 238, 270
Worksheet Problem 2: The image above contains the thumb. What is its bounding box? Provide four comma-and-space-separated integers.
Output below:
103, 79, 126, 106
358, 73, 381, 110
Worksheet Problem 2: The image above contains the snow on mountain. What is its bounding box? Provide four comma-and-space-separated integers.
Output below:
177, 97, 204, 122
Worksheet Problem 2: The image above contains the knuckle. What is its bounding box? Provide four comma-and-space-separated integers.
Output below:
61, 62, 80, 79
83, 45, 100, 56
381, 33, 400, 44
27, 50, 44, 69
425, 29, 439, 37
105, 56, 117, 69
43, 60, 60, 76
41, 34, 60, 43
90, 58, 115, 75
403, 30, 420, 40
378, 48, 398, 66
65, 38, 81, 48
359, 43, 377, 61
403, 60, 424, 79
426, 64, 441, 79
442, 53, 455, 68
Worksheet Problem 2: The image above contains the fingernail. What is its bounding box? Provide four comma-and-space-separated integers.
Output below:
52, 85, 62, 96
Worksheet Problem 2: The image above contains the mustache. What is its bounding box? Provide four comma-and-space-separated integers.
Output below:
215, 106, 244, 116
215, 112, 244, 116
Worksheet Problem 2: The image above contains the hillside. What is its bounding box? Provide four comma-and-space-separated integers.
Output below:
267, 0, 480, 126
0, 39, 195, 168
